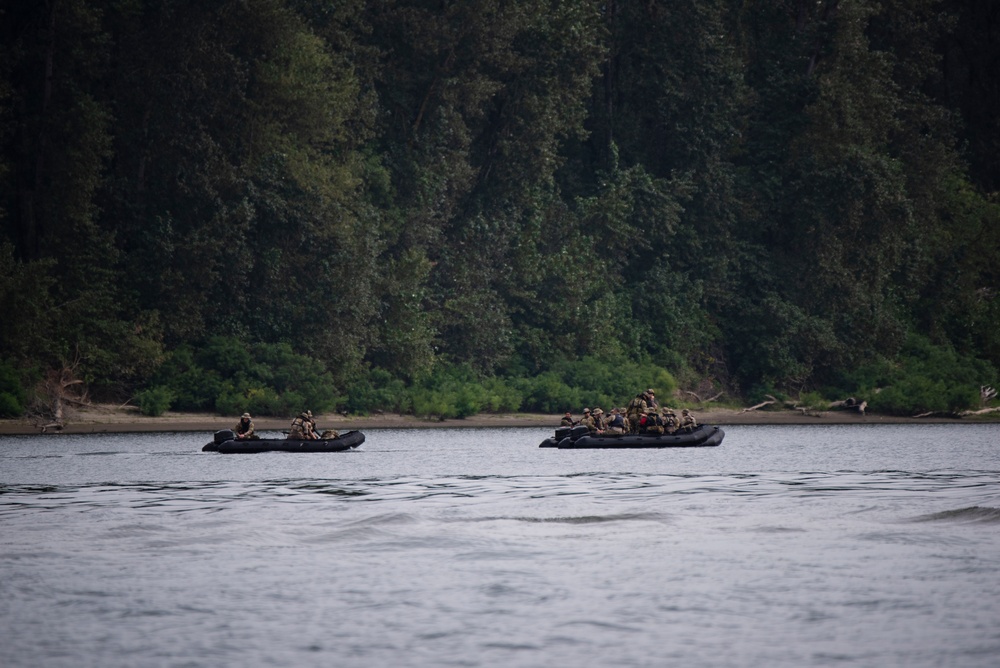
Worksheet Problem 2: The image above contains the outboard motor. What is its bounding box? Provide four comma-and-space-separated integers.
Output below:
214, 429, 235, 445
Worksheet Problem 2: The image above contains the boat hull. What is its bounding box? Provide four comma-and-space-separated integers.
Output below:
203, 429, 365, 453
540, 424, 724, 449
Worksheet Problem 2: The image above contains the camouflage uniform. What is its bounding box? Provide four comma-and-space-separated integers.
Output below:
592, 408, 607, 432
625, 394, 648, 433
560, 412, 575, 427
642, 409, 664, 435
605, 409, 626, 435
288, 410, 318, 440
662, 409, 679, 434
234, 413, 256, 440
680, 409, 697, 431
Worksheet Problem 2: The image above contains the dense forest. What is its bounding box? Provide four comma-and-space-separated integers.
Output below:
1, 0, 998, 420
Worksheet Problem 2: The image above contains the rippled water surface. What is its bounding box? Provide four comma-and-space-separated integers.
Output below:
2, 424, 999, 667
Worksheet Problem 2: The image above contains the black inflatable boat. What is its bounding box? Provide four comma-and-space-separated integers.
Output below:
539, 423, 724, 449
203, 429, 365, 453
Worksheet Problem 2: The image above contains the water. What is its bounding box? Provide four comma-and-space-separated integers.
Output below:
2, 424, 999, 667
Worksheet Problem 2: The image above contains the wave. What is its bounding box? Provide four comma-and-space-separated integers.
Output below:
910, 506, 1000, 524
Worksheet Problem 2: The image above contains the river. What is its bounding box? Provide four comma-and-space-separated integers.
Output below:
2, 424, 999, 667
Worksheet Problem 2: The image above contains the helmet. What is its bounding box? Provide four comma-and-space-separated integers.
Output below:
241, 413, 251, 419
306, 410, 313, 418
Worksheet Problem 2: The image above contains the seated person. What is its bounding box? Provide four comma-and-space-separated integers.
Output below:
641, 408, 664, 435
234, 413, 257, 440
680, 408, 698, 431
604, 407, 626, 435
662, 408, 679, 434
288, 410, 319, 440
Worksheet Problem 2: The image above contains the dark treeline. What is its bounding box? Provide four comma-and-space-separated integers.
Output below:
1, 0, 998, 418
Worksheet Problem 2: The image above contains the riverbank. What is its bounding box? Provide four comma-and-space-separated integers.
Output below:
0, 403, 983, 435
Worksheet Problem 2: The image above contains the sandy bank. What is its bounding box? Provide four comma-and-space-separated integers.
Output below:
0, 403, 979, 435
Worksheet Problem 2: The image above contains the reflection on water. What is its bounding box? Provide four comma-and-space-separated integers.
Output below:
1, 424, 999, 668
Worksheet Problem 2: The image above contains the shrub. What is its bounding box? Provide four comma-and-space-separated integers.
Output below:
851, 334, 996, 415
135, 386, 174, 417
147, 338, 339, 417
0, 360, 29, 417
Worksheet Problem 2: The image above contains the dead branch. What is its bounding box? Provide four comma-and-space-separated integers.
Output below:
827, 397, 867, 415
959, 406, 1000, 417
742, 394, 777, 412
982, 386, 997, 405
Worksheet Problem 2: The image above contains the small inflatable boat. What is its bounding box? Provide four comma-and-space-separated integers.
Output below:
203, 429, 365, 453
539, 423, 724, 449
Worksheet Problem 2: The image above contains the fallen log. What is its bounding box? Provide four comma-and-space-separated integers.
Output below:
742, 395, 777, 412
684, 390, 724, 403
959, 406, 1000, 417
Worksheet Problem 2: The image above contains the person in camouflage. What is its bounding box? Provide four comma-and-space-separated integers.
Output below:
625, 393, 648, 434
288, 410, 319, 440
641, 408, 664, 435
234, 413, 256, 440
680, 408, 698, 431
561, 412, 576, 427
662, 408, 680, 434
604, 407, 626, 435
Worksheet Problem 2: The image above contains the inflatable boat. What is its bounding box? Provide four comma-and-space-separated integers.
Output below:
203, 429, 365, 453
539, 423, 724, 449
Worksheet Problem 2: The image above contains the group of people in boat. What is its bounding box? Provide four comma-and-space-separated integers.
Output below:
560, 388, 697, 436
232, 410, 338, 441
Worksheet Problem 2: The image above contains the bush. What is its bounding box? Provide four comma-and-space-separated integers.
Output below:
146, 338, 340, 417
135, 386, 174, 417
517, 356, 676, 413
0, 360, 28, 417
849, 334, 996, 415
0, 392, 23, 417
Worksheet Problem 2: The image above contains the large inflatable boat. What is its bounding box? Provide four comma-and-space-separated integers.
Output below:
203, 429, 365, 453
539, 423, 724, 449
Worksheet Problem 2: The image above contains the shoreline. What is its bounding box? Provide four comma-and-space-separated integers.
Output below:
0, 404, 986, 435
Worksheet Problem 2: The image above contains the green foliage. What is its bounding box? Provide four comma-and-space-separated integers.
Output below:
135, 386, 174, 417
516, 356, 676, 413
151, 337, 338, 416
0, 360, 29, 417
846, 334, 996, 415
344, 368, 409, 415
1, 0, 998, 417
797, 391, 828, 411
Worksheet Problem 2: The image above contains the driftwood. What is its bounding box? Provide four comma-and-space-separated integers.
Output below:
742, 395, 777, 412
828, 397, 867, 415
959, 406, 1000, 417
684, 390, 724, 403
915, 386, 998, 418
982, 386, 997, 405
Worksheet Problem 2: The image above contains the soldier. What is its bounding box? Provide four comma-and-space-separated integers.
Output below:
592, 408, 607, 432
680, 408, 698, 431
288, 410, 319, 440
625, 393, 648, 433
561, 412, 576, 427
662, 408, 679, 434
645, 389, 659, 410
234, 412, 256, 440
604, 407, 626, 435
642, 408, 664, 435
